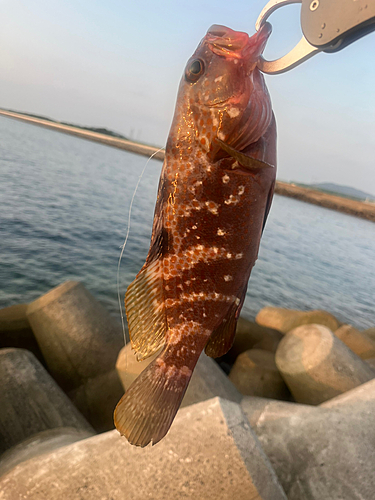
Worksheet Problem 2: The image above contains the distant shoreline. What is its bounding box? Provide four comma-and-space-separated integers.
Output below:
274, 182, 375, 223
1, 108, 374, 223
0, 109, 165, 161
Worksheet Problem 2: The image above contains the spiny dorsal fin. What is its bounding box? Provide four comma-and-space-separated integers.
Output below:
217, 138, 274, 171
125, 258, 167, 360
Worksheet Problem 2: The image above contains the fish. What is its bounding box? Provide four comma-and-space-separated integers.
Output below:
114, 23, 277, 447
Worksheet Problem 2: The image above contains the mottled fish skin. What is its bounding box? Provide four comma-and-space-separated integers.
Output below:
114, 23, 277, 447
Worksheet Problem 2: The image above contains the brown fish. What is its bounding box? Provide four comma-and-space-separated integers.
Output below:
114, 23, 276, 447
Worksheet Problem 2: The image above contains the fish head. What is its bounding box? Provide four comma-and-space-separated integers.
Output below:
173, 24, 273, 159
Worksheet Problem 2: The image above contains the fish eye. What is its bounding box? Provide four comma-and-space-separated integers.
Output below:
185, 59, 205, 83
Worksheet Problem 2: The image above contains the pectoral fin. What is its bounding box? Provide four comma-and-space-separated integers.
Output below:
217, 138, 274, 171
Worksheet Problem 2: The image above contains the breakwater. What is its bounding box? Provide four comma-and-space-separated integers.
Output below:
275, 181, 375, 223
1, 108, 374, 223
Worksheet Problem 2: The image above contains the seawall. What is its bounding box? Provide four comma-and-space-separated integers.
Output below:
1, 108, 374, 223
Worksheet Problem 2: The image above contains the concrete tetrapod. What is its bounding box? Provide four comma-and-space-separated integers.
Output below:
116, 344, 242, 406
334, 324, 375, 359
0, 348, 94, 476
0, 304, 44, 364
275, 324, 375, 404
0, 398, 287, 500
26, 281, 124, 431
363, 326, 375, 342
256, 307, 340, 334
229, 349, 290, 400
224, 317, 283, 364
251, 379, 375, 500
241, 396, 314, 428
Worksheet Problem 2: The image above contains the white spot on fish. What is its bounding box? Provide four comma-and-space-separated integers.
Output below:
224, 194, 239, 205
192, 225, 197, 229
218, 132, 226, 141
238, 186, 245, 195
227, 108, 240, 118
205, 201, 219, 215
214, 75, 223, 83
235, 297, 240, 305
224, 275, 233, 282
235, 253, 243, 259
217, 228, 226, 236
222, 174, 230, 184
226, 253, 232, 259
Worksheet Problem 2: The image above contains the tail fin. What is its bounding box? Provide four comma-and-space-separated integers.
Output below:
114, 355, 192, 447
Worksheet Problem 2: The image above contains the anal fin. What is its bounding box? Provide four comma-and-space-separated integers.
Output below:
205, 288, 247, 358
125, 259, 167, 360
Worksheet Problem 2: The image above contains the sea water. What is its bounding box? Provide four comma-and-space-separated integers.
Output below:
1, 116, 374, 329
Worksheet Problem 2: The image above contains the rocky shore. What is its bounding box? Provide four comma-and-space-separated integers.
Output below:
1, 281, 375, 499
1, 108, 374, 223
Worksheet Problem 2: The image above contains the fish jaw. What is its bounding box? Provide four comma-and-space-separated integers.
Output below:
207, 23, 272, 70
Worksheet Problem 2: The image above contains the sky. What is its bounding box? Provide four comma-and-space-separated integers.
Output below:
1, 0, 374, 194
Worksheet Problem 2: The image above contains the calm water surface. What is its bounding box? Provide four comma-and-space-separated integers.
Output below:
1, 116, 374, 329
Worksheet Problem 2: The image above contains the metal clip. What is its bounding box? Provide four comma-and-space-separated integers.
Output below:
256, 0, 321, 74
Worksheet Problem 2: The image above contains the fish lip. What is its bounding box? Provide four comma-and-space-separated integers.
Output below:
206, 23, 272, 61
206, 25, 249, 58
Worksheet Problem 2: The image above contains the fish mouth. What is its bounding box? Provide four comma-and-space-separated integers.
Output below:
207, 23, 272, 61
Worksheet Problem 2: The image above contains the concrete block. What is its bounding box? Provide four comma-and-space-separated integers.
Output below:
365, 358, 375, 369
0, 398, 287, 500
221, 317, 282, 367
26, 281, 124, 391
256, 306, 340, 334
275, 324, 374, 404
68, 369, 124, 432
116, 344, 242, 406
362, 326, 375, 341
0, 304, 44, 364
229, 349, 290, 400
26, 281, 125, 431
252, 381, 375, 500
0, 428, 93, 477
241, 396, 314, 428
116, 342, 160, 391
320, 378, 375, 408
334, 324, 375, 359
0, 348, 94, 457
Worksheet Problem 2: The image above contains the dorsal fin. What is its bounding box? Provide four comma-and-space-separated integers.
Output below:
125, 198, 170, 361
125, 258, 167, 361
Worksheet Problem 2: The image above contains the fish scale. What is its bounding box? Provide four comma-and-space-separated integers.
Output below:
114, 23, 277, 447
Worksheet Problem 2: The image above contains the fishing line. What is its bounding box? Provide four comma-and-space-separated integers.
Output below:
117, 148, 164, 362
